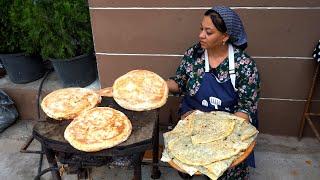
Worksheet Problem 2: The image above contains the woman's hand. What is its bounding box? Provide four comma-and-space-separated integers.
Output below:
181, 110, 195, 120
234, 111, 250, 123
166, 79, 180, 94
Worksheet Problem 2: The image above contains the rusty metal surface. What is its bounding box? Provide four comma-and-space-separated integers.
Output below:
33, 97, 157, 156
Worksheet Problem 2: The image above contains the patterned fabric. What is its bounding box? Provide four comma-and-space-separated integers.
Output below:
211, 6, 247, 47
218, 162, 249, 180
170, 43, 260, 120
313, 40, 320, 62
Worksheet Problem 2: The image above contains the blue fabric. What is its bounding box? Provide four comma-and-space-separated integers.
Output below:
180, 72, 237, 115
180, 71, 257, 168
211, 6, 247, 47
246, 112, 258, 168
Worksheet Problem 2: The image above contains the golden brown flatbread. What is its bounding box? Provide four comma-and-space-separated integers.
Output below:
64, 107, 132, 152
112, 70, 168, 111
187, 111, 236, 144
41, 88, 101, 120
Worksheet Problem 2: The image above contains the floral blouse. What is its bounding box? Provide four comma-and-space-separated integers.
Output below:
170, 43, 260, 120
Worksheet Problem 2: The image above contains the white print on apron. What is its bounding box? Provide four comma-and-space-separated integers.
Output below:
203, 44, 237, 109
202, 100, 208, 107
209, 97, 222, 109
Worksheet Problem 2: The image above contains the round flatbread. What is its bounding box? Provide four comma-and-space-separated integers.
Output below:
41, 88, 101, 120
64, 107, 132, 152
112, 70, 168, 111
186, 111, 239, 144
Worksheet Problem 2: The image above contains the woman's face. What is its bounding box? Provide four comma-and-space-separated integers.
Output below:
199, 16, 229, 50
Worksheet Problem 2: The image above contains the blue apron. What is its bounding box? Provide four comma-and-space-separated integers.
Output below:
180, 72, 238, 114
179, 45, 256, 167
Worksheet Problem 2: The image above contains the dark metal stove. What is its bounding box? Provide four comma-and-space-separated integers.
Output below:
31, 97, 161, 180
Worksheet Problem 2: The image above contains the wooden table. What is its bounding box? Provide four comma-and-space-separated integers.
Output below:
33, 97, 161, 180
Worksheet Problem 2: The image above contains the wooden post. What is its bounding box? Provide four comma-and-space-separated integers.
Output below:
298, 63, 320, 142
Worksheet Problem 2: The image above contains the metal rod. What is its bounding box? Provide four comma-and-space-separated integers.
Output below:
34, 167, 59, 180
37, 70, 52, 120
43, 147, 61, 180
20, 136, 34, 152
151, 109, 161, 179
133, 153, 144, 180
37, 146, 44, 175
20, 136, 44, 154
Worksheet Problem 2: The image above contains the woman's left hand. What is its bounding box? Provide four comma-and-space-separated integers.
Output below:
181, 110, 195, 120
234, 112, 250, 123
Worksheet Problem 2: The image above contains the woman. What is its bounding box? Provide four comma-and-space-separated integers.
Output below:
166, 6, 260, 179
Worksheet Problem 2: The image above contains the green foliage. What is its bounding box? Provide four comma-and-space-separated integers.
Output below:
0, 0, 40, 55
34, 0, 94, 59
10, 0, 41, 55
0, 0, 94, 59
0, 0, 21, 53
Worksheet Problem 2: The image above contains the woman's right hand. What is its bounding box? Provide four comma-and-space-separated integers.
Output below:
166, 79, 180, 94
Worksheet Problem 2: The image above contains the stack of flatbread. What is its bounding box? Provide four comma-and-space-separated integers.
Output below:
161, 110, 258, 180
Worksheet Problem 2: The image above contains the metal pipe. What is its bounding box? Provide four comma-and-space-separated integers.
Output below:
34, 167, 59, 180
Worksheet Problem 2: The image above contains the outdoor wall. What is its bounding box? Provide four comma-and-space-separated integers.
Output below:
88, 1, 320, 137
